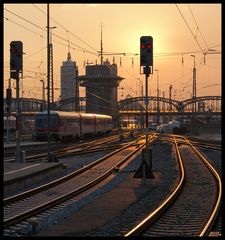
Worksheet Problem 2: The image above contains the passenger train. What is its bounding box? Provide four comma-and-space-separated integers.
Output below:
33, 111, 113, 141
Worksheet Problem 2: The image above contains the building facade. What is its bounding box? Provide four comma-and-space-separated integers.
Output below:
60, 51, 78, 110
79, 59, 124, 125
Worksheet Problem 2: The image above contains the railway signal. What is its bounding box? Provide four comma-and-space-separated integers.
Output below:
10, 41, 23, 79
10, 41, 23, 162
140, 36, 153, 74
139, 36, 154, 183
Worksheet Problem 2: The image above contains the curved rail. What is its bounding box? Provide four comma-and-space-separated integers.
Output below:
124, 135, 221, 237
186, 139, 222, 236
124, 137, 185, 237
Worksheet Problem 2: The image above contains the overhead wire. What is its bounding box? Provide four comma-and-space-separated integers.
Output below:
4, 6, 221, 101
4, 8, 97, 56
4, 6, 221, 60
4, 15, 67, 58
175, 4, 204, 53
188, 4, 209, 50
4, 16, 44, 37
32, 4, 98, 52
5, 8, 220, 63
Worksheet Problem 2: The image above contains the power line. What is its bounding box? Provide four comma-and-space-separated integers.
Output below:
25, 46, 47, 59
32, 4, 98, 52
188, 4, 208, 50
5, 7, 220, 62
4, 8, 45, 31
5, 14, 93, 55
5, 11, 220, 65
4, 14, 78, 52
175, 4, 204, 53
4, 8, 97, 56
4, 16, 44, 37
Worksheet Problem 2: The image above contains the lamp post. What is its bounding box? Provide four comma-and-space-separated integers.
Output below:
40, 79, 45, 111
40, 79, 45, 102
155, 69, 160, 125
137, 78, 144, 97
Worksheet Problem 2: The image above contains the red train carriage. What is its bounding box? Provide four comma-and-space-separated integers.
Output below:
34, 111, 112, 141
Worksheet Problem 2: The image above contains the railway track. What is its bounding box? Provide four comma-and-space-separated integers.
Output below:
3, 135, 150, 236
4, 133, 134, 162
154, 133, 221, 151
123, 135, 221, 237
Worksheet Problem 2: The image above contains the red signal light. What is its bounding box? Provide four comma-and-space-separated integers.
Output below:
146, 44, 152, 48
141, 44, 145, 49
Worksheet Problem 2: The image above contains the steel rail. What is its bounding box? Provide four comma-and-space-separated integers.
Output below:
4, 137, 149, 229
24, 135, 122, 161
124, 136, 221, 237
4, 134, 125, 161
186, 139, 222, 236
124, 137, 185, 237
153, 133, 221, 151
4, 136, 142, 206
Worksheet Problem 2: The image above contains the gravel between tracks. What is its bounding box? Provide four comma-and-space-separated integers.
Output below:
87, 141, 179, 236
36, 141, 179, 236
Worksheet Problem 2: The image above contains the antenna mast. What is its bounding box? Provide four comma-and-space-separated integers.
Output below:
100, 19, 103, 65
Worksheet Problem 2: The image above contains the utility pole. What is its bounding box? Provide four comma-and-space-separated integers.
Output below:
40, 79, 45, 111
191, 54, 197, 135
6, 79, 12, 143
47, 3, 51, 162
16, 73, 21, 161
169, 84, 172, 120
49, 26, 56, 103
155, 69, 160, 125
40, 79, 45, 102
100, 20, 103, 65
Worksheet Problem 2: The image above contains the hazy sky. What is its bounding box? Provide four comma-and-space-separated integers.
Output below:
4, 3, 221, 101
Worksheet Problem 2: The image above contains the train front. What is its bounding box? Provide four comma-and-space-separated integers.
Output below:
33, 111, 59, 141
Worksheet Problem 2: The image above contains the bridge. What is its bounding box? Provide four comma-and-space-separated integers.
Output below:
4, 95, 221, 114
118, 96, 221, 113
4, 95, 221, 130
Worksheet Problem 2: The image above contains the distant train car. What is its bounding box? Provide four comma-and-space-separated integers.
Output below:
94, 114, 112, 134
169, 120, 187, 134
11, 111, 36, 134
168, 120, 180, 129
156, 120, 186, 135
4, 116, 16, 130
34, 111, 112, 141
4, 116, 16, 141
156, 123, 173, 134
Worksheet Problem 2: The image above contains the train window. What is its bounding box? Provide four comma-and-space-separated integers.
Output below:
36, 114, 58, 128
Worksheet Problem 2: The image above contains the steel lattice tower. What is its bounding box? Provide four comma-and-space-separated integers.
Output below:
49, 43, 54, 103
49, 26, 56, 103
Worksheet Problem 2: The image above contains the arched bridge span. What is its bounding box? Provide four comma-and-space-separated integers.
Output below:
4, 96, 221, 113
